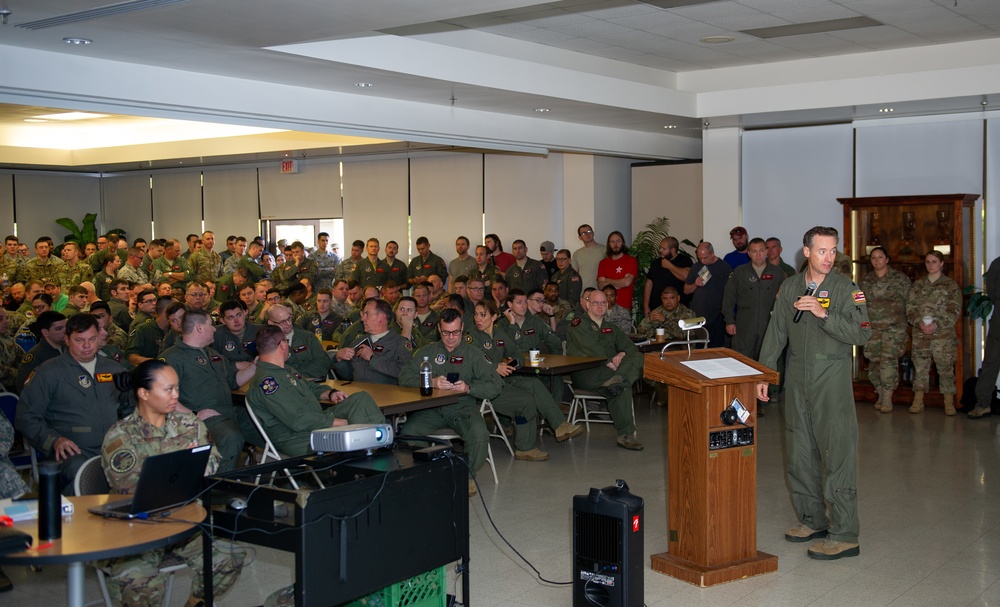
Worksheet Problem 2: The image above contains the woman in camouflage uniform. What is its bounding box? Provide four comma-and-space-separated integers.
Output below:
99, 360, 245, 607
859, 247, 911, 412
1, 413, 29, 591
905, 251, 962, 415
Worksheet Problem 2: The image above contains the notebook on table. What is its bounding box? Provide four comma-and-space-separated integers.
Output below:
88, 444, 212, 520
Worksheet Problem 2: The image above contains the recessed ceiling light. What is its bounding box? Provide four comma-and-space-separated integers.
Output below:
664, 125, 677, 129
700, 36, 734, 44
534, 108, 550, 113
63, 37, 92, 45
354, 82, 373, 88
32, 111, 109, 121
23, 118, 48, 123
878, 107, 894, 113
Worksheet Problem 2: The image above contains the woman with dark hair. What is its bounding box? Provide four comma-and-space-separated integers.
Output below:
99, 360, 244, 607
859, 247, 911, 412
906, 250, 961, 415
14, 310, 65, 393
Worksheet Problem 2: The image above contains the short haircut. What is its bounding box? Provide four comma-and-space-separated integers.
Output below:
577, 224, 593, 236
68, 285, 89, 297
748, 237, 766, 247
137, 288, 156, 302
602, 284, 617, 295
366, 238, 379, 246
803, 226, 839, 248
186, 234, 199, 244
557, 249, 571, 259
318, 232, 329, 239
475, 299, 498, 317
398, 295, 417, 309
765, 237, 781, 247
4, 235, 16, 243
186, 281, 207, 293
447, 294, 466, 313
65, 312, 99, 336
352, 240, 365, 248
30, 311, 66, 337
512, 239, 526, 248
219, 300, 244, 315
285, 282, 307, 297
165, 302, 187, 320
386, 240, 398, 248
127, 246, 143, 257
366, 298, 394, 323
382, 280, 400, 291
255, 324, 286, 355
508, 288, 526, 300
133, 238, 147, 246
181, 308, 212, 334
291, 241, 305, 250
32, 293, 53, 306
526, 288, 543, 299
155, 295, 176, 315
492, 277, 508, 288
661, 286, 679, 297
439, 308, 463, 325
415, 236, 429, 247
111, 279, 130, 293
456, 236, 470, 246
332, 279, 348, 289
453, 275, 468, 286
88, 301, 110, 314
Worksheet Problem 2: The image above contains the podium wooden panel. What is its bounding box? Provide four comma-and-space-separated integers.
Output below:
644, 347, 779, 587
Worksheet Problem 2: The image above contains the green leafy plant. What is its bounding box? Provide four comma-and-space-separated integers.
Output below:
964, 284, 994, 321
53, 213, 126, 256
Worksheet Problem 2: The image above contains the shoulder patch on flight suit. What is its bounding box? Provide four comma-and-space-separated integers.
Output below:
571, 317, 581, 327
853, 290, 866, 304
464, 334, 473, 344
21, 353, 33, 364
260, 377, 279, 394
109, 448, 137, 474
23, 370, 35, 386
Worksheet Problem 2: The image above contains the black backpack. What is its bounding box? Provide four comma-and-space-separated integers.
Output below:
959, 375, 1000, 414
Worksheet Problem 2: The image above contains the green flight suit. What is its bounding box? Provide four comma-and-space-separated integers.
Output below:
299, 312, 342, 341
352, 257, 389, 289
160, 340, 263, 471
151, 256, 193, 290
125, 321, 165, 362
408, 253, 447, 285
330, 330, 412, 385
109, 299, 133, 333
285, 328, 331, 379
550, 266, 583, 305
566, 315, 642, 435
15, 339, 62, 393
213, 323, 260, 364
505, 257, 548, 293
272, 258, 319, 293
213, 273, 240, 303
246, 360, 384, 456
399, 341, 503, 475
759, 270, 871, 544
499, 313, 566, 406
721, 262, 785, 360
383, 258, 408, 286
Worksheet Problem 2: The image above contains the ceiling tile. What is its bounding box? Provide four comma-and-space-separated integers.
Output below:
567, 2, 663, 19
899, 17, 984, 34
709, 14, 791, 30
606, 11, 697, 29
477, 21, 542, 35
736, 0, 829, 11
872, 5, 962, 25
547, 37, 615, 51
548, 19, 635, 36
839, 0, 938, 14
505, 28, 580, 43
668, 1, 762, 21
516, 9, 597, 27
768, 5, 864, 24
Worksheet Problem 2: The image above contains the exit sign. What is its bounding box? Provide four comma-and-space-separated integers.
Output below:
280, 159, 299, 174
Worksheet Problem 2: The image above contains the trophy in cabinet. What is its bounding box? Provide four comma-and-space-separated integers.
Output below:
865, 211, 883, 256
932, 210, 952, 256
898, 211, 917, 260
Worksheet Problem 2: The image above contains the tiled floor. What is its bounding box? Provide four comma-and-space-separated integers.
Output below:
4, 395, 1000, 606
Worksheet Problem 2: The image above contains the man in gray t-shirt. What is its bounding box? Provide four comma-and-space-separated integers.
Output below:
571, 224, 605, 291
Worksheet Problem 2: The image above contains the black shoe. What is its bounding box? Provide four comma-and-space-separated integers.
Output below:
0, 567, 13, 593
597, 382, 626, 399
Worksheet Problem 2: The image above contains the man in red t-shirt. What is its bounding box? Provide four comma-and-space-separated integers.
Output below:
596, 231, 638, 310
485, 233, 516, 273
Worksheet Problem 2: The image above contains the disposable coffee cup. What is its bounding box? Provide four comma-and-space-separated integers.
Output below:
655, 328, 665, 343
528, 349, 541, 365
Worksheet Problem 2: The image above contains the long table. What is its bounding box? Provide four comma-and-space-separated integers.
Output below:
234, 380, 458, 416
514, 353, 605, 376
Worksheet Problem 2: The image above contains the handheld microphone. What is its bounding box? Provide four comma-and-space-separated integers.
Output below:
793, 281, 818, 323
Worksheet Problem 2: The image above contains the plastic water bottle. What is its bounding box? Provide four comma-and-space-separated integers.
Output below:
419, 356, 433, 396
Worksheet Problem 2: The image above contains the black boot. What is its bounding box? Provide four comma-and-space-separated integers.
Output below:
0, 566, 13, 593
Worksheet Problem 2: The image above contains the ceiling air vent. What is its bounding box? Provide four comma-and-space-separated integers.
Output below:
16, 0, 190, 30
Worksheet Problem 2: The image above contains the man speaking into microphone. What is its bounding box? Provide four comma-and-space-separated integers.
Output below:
756, 226, 871, 561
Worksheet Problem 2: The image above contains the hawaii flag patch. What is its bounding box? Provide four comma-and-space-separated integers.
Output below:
852, 290, 866, 304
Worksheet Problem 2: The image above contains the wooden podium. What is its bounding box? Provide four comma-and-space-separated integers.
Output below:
644, 347, 779, 587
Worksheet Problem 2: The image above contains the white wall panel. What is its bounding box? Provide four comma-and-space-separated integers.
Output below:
14, 173, 101, 243
151, 171, 202, 242
341, 158, 408, 251
0, 175, 13, 238
409, 154, 483, 261
258, 161, 342, 220
742, 124, 854, 269
103, 173, 152, 241
632, 163, 703, 246
594, 156, 633, 242
484, 154, 563, 254
703, 127, 742, 250
983, 117, 1000, 269
204, 168, 261, 240
856, 117, 983, 198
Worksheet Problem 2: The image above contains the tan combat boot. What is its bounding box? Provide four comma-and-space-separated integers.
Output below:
943, 393, 956, 416
873, 388, 883, 409
909, 390, 925, 413
879, 388, 893, 413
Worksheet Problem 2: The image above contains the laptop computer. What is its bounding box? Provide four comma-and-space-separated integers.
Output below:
88, 444, 212, 520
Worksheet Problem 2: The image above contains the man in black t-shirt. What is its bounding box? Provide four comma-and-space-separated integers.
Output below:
644, 237, 693, 314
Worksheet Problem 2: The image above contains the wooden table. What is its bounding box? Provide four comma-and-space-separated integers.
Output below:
514, 354, 605, 376
234, 380, 458, 416
0, 495, 205, 607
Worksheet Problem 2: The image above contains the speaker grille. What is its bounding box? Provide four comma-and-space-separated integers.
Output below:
575, 511, 622, 564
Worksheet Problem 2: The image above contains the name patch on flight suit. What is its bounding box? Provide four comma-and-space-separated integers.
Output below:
423, 264, 431, 270
373, 344, 384, 353
210, 355, 223, 362
523, 329, 536, 336
376, 268, 385, 273
293, 344, 307, 353
601, 327, 613, 334
762, 274, 774, 280
449, 356, 464, 364
260, 377, 279, 394
860, 321, 871, 328
323, 319, 335, 326
220, 284, 229, 291
96, 373, 113, 382
495, 339, 505, 347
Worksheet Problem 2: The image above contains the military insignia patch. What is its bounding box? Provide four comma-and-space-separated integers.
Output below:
225, 341, 236, 351
496, 340, 505, 347
422, 320, 435, 327
403, 341, 413, 351
818, 291, 829, 298
260, 377, 279, 394
762, 274, 773, 280
96, 373, 113, 382
311, 318, 320, 326
113, 352, 122, 362
373, 344, 384, 353
449, 356, 464, 364
749, 275, 757, 282
571, 276, 579, 281
434, 354, 446, 364
293, 345, 307, 353
78, 374, 92, 388
860, 321, 871, 328
484, 340, 492, 349
571, 317, 581, 327
209, 355, 222, 362
601, 327, 613, 334
523, 329, 536, 336
817, 297, 831, 308
23, 371, 35, 386
221, 284, 228, 291
853, 290, 866, 304
21, 353, 33, 364
109, 449, 137, 474
195, 356, 207, 365
464, 334, 473, 344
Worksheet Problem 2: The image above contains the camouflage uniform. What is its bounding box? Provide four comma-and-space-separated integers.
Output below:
604, 304, 633, 334
21, 256, 62, 285
189, 249, 223, 284
99, 410, 244, 606
0, 413, 29, 498
859, 268, 910, 392
247, 360, 384, 456
55, 261, 94, 294
636, 303, 696, 340
398, 340, 503, 475
310, 249, 339, 291
0, 333, 21, 390
334, 257, 360, 282
906, 274, 961, 394
116, 263, 148, 287
0, 254, 22, 287
105, 321, 129, 350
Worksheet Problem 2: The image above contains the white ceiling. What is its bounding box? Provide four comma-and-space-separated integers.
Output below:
0, 0, 999, 164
